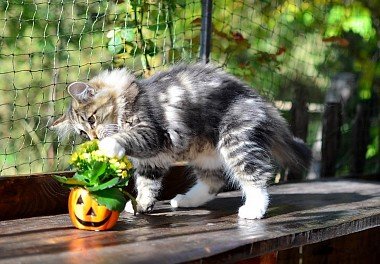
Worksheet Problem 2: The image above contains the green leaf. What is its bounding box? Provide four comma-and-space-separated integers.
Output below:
176, 0, 187, 8
72, 173, 89, 184
130, 45, 142, 56
147, 23, 167, 31
87, 177, 120, 192
144, 39, 159, 57
91, 188, 126, 212
120, 28, 135, 42
91, 161, 108, 179
53, 175, 86, 186
116, 177, 130, 188
108, 35, 124, 55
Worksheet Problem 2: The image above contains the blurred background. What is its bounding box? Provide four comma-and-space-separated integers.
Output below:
0, 0, 378, 179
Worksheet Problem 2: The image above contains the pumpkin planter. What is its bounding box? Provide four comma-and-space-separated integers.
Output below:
53, 140, 136, 231
68, 188, 120, 231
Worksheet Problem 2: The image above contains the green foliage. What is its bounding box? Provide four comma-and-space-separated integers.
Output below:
91, 188, 127, 212
105, 0, 201, 73
105, 0, 379, 177
0, 1, 115, 175
325, 3, 376, 41
53, 140, 135, 212
0, 0, 378, 177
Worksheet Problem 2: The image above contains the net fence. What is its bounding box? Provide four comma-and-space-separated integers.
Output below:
0, 0, 378, 177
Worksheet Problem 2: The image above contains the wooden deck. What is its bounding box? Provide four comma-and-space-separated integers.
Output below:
0, 179, 379, 263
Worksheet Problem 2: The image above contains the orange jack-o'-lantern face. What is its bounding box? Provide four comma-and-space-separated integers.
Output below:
68, 188, 119, 231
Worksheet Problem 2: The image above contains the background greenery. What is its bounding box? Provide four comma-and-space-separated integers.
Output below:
0, 0, 378, 177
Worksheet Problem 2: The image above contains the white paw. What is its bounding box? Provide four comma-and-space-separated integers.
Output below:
238, 204, 266, 219
170, 194, 187, 208
99, 137, 125, 158
170, 181, 216, 208
170, 192, 215, 208
238, 187, 268, 219
124, 201, 135, 214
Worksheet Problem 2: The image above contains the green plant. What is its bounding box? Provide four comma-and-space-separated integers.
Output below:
53, 140, 135, 212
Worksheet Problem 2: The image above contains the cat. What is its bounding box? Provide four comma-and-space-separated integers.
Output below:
51, 63, 311, 219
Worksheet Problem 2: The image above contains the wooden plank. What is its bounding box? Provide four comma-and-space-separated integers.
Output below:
0, 166, 193, 220
0, 172, 72, 220
0, 179, 379, 263
277, 227, 380, 264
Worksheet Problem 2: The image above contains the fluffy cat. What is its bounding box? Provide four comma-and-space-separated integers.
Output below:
52, 63, 311, 219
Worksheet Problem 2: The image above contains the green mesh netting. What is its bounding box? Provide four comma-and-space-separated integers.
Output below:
0, 0, 378, 176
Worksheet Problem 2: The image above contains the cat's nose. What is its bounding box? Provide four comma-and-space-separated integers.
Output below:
88, 130, 98, 140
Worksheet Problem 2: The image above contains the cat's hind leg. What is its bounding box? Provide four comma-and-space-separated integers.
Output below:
219, 129, 273, 219
170, 168, 225, 208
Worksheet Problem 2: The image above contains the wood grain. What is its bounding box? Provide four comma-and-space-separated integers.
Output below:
0, 166, 193, 220
277, 227, 380, 264
0, 172, 72, 220
0, 179, 379, 263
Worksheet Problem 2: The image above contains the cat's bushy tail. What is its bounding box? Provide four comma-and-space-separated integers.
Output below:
272, 134, 312, 173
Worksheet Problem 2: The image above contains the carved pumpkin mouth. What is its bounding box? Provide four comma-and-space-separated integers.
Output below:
74, 212, 112, 227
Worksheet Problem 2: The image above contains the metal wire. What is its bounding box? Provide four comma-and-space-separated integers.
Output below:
0, 0, 378, 177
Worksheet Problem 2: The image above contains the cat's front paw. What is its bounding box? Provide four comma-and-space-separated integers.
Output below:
124, 201, 135, 214
124, 197, 155, 214
99, 137, 125, 158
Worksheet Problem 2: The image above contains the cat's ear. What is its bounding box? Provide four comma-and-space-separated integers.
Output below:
67, 82, 95, 103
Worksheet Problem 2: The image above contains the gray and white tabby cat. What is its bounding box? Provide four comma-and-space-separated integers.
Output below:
52, 63, 311, 219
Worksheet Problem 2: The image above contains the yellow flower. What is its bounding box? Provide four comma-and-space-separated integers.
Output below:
90, 150, 107, 162
69, 139, 133, 181
109, 158, 118, 164
80, 153, 91, 160
118, 162, 127, 170
124, 159, 134, 170
70, 152, 79, 164
121, 171, 128, 178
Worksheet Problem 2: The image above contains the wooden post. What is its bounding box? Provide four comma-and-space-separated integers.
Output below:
290, 88, 309, 142
287, 85, 309, 181
351, 100, 371, 175
321, 102, 342, 177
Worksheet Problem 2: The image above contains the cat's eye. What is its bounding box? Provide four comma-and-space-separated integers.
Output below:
88, 115, 96, 127
79, 130, 89, 140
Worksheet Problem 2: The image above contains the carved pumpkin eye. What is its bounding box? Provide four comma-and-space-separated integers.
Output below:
76, 195, 84, 205
87, 207, 97, 217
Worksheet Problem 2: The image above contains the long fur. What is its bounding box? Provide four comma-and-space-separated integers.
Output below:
52, 63, 311, 219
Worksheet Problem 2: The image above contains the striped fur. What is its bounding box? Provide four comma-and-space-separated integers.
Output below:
52, 63, 311, 219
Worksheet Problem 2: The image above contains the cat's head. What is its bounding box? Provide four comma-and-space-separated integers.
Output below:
51, 69, 137, 140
